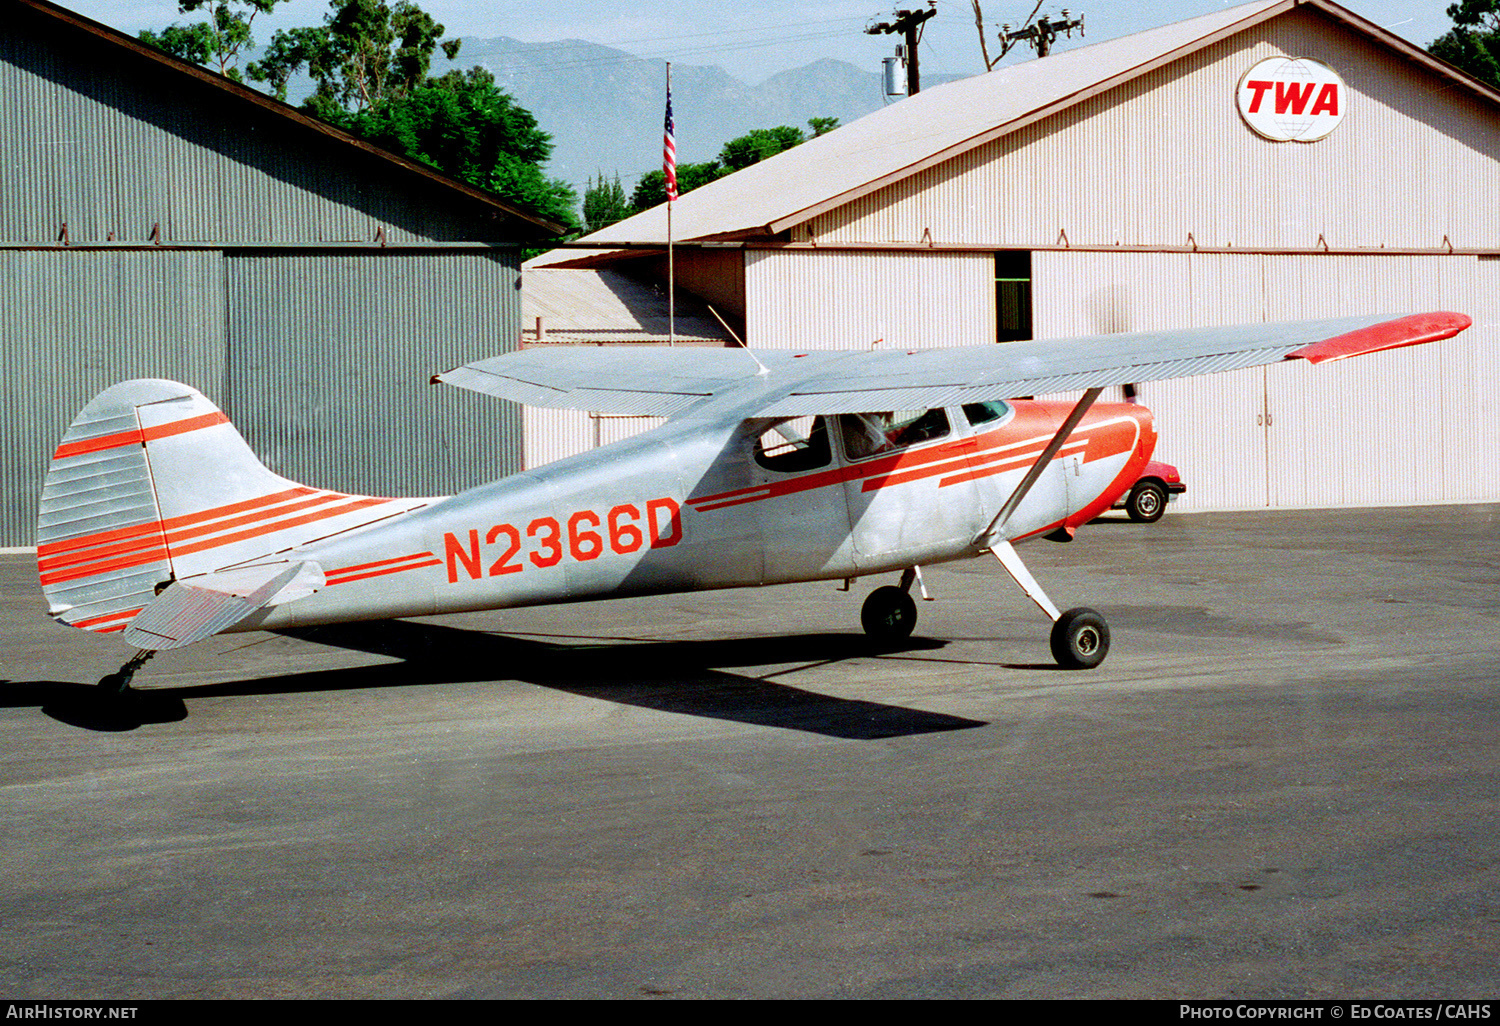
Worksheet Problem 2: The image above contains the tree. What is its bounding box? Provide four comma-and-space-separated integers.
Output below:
1429, 1, 1500, 90
630, 161, 724, 212
237, 1, 577, 229
138, 0, 280, 83
718, 125, 805, 172
628, 119, 837, 213
583, 173, 630, 234
247, 0, 461, 115
343, 67, 578, 229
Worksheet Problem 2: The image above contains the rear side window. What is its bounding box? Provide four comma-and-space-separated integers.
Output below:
754, 416, 832, 473
839, 409, 950, 461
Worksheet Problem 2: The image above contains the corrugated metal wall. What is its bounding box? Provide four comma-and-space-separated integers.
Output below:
1034, 249, 1500, 510
805, 8, 1500, 250
226, 251, 523, 497
743, 249, 995, 349
0, 13, 496, 246
0, 249, 226, 543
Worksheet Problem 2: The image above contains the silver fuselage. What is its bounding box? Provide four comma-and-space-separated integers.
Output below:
242, 397, 1155, 632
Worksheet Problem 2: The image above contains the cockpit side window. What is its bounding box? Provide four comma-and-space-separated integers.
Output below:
962, 400, 1013, 428
754, 416, 833, 473
838, 408, 951, 461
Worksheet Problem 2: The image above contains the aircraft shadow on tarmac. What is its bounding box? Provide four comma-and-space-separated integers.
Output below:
6, 620, 989, 739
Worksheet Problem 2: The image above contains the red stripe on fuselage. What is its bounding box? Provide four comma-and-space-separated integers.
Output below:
326, 552, 438, 579
687, 403, 1149, 513
38, 491, 343, 574
38, 496, 388, 586
325, 556, 443, 586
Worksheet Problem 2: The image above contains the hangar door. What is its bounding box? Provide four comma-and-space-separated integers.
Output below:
226, 250, 523, 500
1033, 251, 1499, 510
0, 249, 226, 546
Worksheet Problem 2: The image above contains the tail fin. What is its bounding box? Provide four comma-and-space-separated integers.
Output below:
38, 379, 427, 640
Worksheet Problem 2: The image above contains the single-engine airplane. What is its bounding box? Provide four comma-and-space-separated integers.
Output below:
38, 311, 1470, 692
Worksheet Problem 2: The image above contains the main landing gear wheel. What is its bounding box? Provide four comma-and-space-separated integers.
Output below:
861, 585, 917, 642
1126, 481, 1166, 523
1050, 608, 1110, 669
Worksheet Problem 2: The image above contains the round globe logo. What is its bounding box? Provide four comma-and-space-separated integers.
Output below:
1237, 57, 1346, 142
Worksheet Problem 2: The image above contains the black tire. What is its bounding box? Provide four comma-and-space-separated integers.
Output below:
861, 585, 917, 642
1050, 607, 1110, 669
1126, 480, 1167, 523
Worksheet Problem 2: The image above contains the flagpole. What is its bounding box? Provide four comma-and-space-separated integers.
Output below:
666, 61, 676, 348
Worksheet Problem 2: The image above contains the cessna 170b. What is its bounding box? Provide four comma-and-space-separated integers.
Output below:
38, 311, 1470, 692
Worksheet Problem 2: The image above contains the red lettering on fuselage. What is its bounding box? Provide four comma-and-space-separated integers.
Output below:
441, 495, 682, 584
444, 529, 481, 584
647, 497, 682, 548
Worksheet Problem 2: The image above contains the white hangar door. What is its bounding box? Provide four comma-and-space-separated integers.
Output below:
1033, 251, 1498, 511
1031, 251, 1271, 510
1257, 254, 1493, 509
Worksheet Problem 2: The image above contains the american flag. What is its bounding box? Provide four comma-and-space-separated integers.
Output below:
663, 84, 678, 202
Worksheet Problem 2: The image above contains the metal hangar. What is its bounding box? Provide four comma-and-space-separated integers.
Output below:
0, 0, 563, 547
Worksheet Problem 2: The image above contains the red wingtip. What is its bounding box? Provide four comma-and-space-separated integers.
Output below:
1287, 312, 1472, 365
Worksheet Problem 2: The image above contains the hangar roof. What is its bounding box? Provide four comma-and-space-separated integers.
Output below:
11, 0, 567, 239
535, 0, 1500, 261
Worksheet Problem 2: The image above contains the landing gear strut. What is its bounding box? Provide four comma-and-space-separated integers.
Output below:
973, 386, 1112, 669
98, 649, 156, 694
992, 540, 1111, 669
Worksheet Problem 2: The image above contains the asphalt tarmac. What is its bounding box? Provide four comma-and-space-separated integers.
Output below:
1, 504, 1497, 999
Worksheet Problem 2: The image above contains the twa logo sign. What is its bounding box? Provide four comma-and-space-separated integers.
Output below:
1237, 57, 1346, 142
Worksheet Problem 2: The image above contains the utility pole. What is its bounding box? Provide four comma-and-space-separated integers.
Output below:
1000, 8, 1084, 58
866, 3, 937, 95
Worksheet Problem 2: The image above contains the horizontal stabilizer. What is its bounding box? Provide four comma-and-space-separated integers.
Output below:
122, 561, 322, 650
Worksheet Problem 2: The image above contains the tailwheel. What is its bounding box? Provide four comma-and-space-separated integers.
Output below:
861, 585, 917, 642
1050, 608, 1110, 669
97, 649, 156, 694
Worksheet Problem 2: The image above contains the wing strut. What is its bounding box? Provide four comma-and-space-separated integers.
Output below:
976, 386, 1104, 549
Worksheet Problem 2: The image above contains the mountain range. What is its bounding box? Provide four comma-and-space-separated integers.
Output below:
437, 38, 968, 199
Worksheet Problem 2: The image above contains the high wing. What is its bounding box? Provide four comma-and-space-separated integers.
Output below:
433, 347, 803, 416
434, 312, 1471, 416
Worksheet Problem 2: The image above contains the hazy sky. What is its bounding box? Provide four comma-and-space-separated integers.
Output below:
59, 1, 1459, 85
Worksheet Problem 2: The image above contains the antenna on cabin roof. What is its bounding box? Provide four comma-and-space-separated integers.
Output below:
1000, 8, 1084, 59
866, 3, 937, 95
